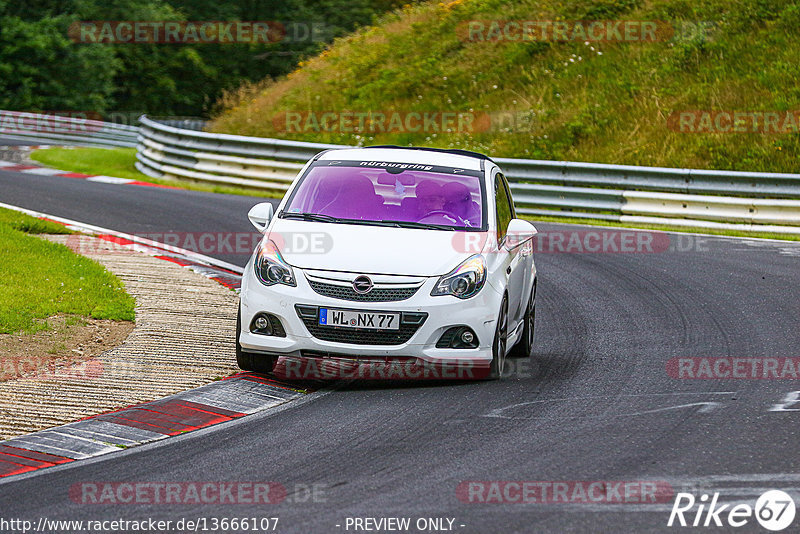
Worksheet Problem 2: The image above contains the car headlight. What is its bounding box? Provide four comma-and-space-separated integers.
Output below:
431, 254, 486, 299
254, 239, 296, 287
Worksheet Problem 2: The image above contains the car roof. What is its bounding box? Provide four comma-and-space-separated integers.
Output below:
316, 146, 490, 172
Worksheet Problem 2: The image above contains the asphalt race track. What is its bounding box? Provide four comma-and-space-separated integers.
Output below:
0, 136, 47, 146
1, 166, 800, 533
0, 168, 270, 267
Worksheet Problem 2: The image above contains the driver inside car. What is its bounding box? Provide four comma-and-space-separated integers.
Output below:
415, 180, 447, 219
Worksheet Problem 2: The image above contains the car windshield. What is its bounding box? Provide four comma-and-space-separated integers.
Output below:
282, 162, 485, 230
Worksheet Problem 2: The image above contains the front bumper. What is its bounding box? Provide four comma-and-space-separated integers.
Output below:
239, 263, 502, 365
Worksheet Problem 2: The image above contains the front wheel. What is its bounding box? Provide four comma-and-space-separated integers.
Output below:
236, 305, 279, 374
487, 295, 509, 380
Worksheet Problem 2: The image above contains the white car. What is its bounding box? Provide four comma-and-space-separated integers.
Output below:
237, 146, 538, 379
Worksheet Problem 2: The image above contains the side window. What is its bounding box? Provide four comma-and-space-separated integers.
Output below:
494, 173, 513, 245
501, 173, 516, 219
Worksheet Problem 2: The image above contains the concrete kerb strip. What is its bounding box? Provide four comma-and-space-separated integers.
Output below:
0, 232, 242, 439
0, 374, 311, 478
0, 213, 317, 479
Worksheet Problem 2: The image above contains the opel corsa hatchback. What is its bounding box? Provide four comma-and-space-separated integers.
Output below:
237, 146, 538, 379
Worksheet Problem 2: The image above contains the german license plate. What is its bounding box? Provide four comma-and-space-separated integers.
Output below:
319, 308, 400, 330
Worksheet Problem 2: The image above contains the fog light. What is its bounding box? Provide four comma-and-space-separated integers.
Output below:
249, 313, 286, 337
251, 313, 274, 336
435, 326, 479, 349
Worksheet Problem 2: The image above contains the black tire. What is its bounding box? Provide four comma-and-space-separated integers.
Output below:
510, 280, 536, 358
236, 305, 279, 374
488, 294, 509, 380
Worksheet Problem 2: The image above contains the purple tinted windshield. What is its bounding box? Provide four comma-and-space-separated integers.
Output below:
284, 164, 484, 229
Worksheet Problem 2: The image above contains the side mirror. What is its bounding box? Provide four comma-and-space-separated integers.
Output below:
248, 202, 274, 233
504, 219, 538, 250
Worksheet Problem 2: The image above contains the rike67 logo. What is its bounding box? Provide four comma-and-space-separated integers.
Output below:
668, 490, 796, 531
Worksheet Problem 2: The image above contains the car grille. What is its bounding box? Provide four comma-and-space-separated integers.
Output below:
435, 327, 459, 348
307, 279, 421, 302
295, 305, 427, 345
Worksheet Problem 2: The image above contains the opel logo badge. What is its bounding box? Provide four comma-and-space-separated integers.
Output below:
352, 275, 373, 294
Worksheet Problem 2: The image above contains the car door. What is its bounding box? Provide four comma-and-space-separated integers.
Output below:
494, 172, 525, 327
505, 174, 535, 319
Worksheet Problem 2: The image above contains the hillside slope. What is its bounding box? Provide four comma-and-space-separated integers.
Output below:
209, 0, 800, 173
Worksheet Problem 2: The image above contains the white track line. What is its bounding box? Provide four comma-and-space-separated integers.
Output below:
85, 175, 135, 184
19, 167, 64, 176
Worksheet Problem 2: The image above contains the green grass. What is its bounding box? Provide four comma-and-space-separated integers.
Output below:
30, 147, 282, 198
0, 208, 73, 235
0, 207, 136, 334
524, 214, 800, 241
210, 0, 800, 174
30, 147, 150, 182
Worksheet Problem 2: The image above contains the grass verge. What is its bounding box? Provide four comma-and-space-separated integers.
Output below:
30, 147, 281, 198
0, 208, 73, 235
0, 207, 136, 334
210, 0, 800, 173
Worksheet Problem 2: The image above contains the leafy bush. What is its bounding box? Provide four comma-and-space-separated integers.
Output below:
0, 0, 409, 116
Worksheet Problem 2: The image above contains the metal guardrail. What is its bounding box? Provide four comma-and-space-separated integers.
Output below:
3, 111, 796, 234
135, 114, 800, 233
146, 118, 208, 131
495, 158, 800, 198
0, 110, 139, 148
135, 115, 342, 190
497, 160, 800, 232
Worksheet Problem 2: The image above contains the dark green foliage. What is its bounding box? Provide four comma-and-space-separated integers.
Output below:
0, 0, 407, 117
